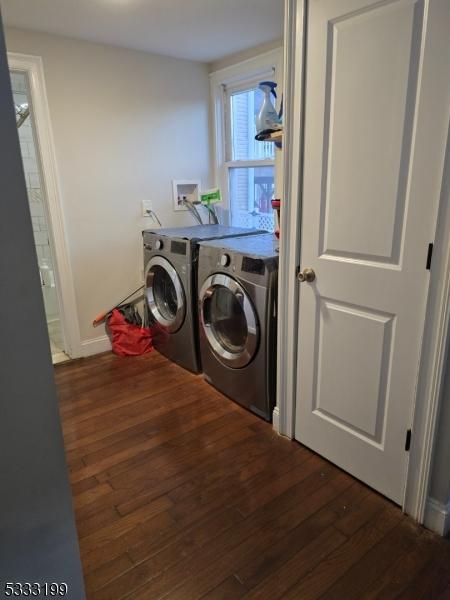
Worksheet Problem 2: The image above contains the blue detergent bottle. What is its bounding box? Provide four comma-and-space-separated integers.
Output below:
256, 81, 282, 134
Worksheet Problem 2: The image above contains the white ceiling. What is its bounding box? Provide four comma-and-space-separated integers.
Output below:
0, 0, 284, 63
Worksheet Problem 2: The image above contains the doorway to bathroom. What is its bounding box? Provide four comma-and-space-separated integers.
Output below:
10, 69, 68, 363
8, 53, 80, 365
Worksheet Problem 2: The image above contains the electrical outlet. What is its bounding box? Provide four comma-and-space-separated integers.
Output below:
142, 199, 153, 217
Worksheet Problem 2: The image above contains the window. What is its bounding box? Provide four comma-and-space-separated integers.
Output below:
225, 85, 275, 231
211, 51, 282, 232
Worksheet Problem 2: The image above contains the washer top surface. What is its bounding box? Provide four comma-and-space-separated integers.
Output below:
143, 225, 264, 242
199, 233, 279, 258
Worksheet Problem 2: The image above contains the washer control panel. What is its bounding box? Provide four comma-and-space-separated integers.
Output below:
155, 239, 163, 250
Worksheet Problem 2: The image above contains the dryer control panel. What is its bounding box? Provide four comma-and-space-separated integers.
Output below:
211, 251, 273, 285
241, 256, 266, 276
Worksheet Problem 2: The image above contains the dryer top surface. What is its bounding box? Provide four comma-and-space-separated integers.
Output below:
199, 233, 279, 259
143, 225, 264, 242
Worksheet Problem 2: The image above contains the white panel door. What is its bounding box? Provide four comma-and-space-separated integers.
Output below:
295, 0, 450, 503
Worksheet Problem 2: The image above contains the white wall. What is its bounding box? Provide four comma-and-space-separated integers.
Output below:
5, 27, 212, 351
426, 337, 450, 536
209, 39, 283, 73
426, 131, 450, 534
429, 353, 450, 504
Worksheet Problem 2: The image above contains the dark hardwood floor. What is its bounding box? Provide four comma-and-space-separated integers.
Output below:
55, 351, 450, 599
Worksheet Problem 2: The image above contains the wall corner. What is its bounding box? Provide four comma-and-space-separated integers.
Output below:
424, 496, 450, 536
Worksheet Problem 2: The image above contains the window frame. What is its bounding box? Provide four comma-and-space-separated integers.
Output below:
210, 49, 284, 227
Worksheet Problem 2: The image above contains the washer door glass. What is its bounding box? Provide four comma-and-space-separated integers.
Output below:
200, 273, 259, 368
146, 256, 185, 333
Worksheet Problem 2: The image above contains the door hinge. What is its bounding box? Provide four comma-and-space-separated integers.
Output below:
426, 243, 434, 270
405, 429, 412, 452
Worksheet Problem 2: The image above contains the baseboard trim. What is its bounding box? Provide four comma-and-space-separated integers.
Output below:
79, 335, 111, 357
424, 497, 450, 536
52, 351, 70, 365
272, 406, 280, 433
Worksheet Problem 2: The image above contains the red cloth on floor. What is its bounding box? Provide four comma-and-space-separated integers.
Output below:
107, 309, 153, 356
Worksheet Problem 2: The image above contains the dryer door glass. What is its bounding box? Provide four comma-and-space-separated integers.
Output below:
200, 273, 259, 368
145, 256, 186, 333
153, 265, 178, 321
209, 285, 248, 352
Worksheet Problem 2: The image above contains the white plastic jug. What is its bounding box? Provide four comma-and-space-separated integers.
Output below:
256, 81, 281, 133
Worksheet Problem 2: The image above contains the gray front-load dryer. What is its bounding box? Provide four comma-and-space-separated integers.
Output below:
197, 233, 279, 420
143, 225, 266, 373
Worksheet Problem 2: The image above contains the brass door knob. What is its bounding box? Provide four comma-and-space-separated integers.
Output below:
297, 267, 316, 283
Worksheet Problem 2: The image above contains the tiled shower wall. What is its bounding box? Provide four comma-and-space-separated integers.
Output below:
11, 72, 59, 321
